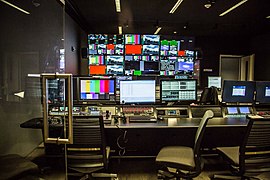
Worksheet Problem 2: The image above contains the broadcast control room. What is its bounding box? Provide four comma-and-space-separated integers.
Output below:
1, 0, 270, 179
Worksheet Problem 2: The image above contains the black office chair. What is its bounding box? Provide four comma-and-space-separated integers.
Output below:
199, 86, 219, 105
156, 110, 214, 180
67, 115, 117, 179
212, 117, 270, 179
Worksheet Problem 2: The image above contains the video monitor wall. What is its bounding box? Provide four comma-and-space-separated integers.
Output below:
87, 34, 195, 76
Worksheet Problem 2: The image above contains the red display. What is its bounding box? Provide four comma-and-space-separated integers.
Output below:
89, 65, 106, 75
125, 45, 142, 55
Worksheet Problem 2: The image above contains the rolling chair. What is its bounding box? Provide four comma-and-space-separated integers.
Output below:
199, 86, 219, 105
212, 117, 270, 179
67, 115, 117, 179
156, 110, 214, 180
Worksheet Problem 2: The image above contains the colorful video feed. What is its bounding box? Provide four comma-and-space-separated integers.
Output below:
106, 56, 124, 65
142, 35, 160, 45
142, 45, 159, 55
89, 55, 105, 65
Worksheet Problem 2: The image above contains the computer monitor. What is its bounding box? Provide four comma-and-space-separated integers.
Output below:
208, 76, 222, 89
141, 35, 160, 45
79, 77, 116, 102
255, 81, 270, 104
222, 80, 255, 103
115, 76, 133, 89
160, 79, 197, 103
120, 80, 156, 104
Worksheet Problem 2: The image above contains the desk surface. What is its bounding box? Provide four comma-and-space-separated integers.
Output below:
20, 116, 249, 129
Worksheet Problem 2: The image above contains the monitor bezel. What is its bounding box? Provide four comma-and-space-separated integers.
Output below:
119, 80, 156, 105
77, 77, 116, 104
255, 81, 270, 104
160, 79, 197, 103
222, 80, 255, 103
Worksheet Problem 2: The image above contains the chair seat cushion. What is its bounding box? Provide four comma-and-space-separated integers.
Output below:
217, 146, 239, 166
0, 154, 39, 179
156, 146, 195, 171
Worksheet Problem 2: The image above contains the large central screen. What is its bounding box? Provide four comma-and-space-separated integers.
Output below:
120, 80, 156, 104
222, 80, 255, 103
160, 79, 197, 102
79, 78, 115, 102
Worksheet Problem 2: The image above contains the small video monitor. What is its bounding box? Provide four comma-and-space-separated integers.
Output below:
227, 107, 238, 114
208, 76, 222, 89
239, 107, 251, 114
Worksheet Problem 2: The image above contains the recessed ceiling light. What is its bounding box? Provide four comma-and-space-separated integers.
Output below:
219, 0, 248, 17
266, 15, 270, 19
154, 27, 162, 34
169, 0, 184, 14
118, 26, 122, 34
115, 0, 121, 12
174, 31, 177, 34
0, 0, 30, 14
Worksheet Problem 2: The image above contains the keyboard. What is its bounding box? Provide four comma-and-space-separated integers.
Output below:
128, 116, 157, 123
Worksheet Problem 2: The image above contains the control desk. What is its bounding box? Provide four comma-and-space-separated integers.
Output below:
21, 104, 266, 156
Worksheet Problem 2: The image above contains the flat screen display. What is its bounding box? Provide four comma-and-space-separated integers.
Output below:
106, 56, 124, 65
222, 80, 255, 103
208, 76, 222, 89
239, 107, 250, 114
227, 107, 238, 114
89, 55, 105, 65
79, 78, 115, 101
141, 35, 160, 45
125, 45, 142, 55
120, 80, 156, 104
125, 34, 141, 44
115, 76, 132, 89
89, 65, 106, 75
142, 45, 159, 55
160, 79, 197, 102
255, 81, 270, 104
106, 65, 124, 75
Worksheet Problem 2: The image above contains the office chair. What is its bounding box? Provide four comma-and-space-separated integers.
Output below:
67, 115, 118, 179
212, 117, 270, 179
156, 110, 214, 180
199, 86, 219, 105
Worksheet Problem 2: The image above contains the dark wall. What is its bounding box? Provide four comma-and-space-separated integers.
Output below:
195, 36, 250, 88
250, 33, 270, 81
65, 13, 87, 74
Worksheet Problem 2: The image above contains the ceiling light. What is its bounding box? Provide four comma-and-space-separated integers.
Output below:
115, 0, 121, 12
154, 27, 162, 34
169, 0, 184, 14
204, 0, 215, 8
0, 0, 30, 14
266, 15, 270, 19
118, 26, 122, 35
174, 31, 177, 34
219, 0, 248, 17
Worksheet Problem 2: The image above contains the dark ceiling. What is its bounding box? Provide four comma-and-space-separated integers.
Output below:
66, 0, 270, 37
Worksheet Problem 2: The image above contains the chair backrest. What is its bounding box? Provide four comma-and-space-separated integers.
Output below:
199, 86, 219, 105
67, 115, 107, 169
239, 118, 270, 174
194, 110, 214, 170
